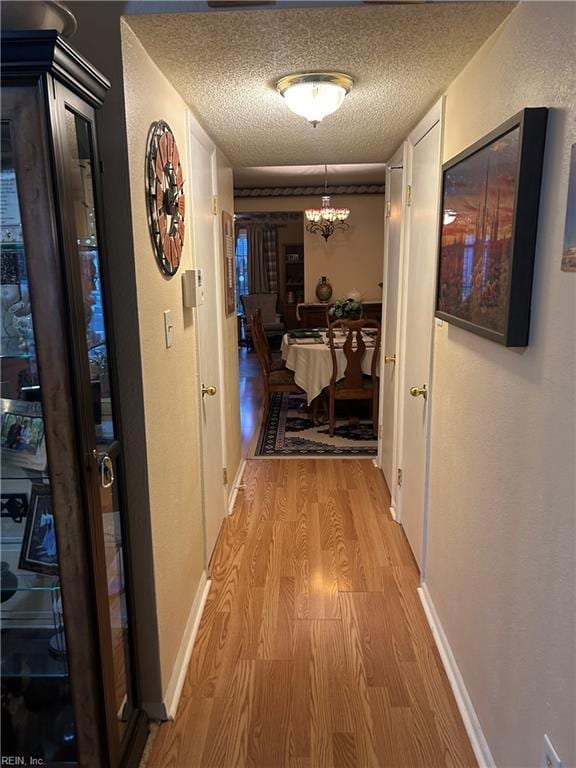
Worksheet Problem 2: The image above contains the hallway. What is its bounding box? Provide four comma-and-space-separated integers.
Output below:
145, 459, 476, 767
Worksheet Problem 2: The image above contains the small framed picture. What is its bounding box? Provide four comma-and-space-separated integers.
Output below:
19, 485, 58, 575
0, 398, 47, 471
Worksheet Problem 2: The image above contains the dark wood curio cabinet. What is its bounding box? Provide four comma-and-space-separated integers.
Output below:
1, 32, 148, 767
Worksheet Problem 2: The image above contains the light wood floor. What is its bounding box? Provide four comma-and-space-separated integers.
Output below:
239, 347, 263, 455
145, 459, 476, 768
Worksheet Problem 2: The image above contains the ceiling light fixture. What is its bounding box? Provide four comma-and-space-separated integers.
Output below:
276, 72, 354, 127
305, 165, 350, 242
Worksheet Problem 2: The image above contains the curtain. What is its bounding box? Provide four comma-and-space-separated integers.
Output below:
263, 225, 278, 293
246, 224, 278, 294
247, 224, 267, 293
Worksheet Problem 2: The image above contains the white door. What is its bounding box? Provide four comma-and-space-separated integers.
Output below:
189, 131, 226, 564
379, 144, 407, 500
397, 102, 443, 573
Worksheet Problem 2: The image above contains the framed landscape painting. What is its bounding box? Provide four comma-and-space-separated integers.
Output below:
436, 108, 548, 346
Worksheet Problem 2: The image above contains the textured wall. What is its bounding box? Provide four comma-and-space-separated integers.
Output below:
121, 21, 206, 692
236, 195, 385, 303
427, 4, 576, 766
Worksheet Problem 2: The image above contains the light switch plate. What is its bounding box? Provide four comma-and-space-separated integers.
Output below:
543, 735, 562, 768
163, 310, 173, 348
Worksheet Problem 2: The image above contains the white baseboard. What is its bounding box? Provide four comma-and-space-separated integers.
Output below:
418, 584, 495, 768
145, 572, 211, 721
228, 459, 246, 515
389, 504, 398, 522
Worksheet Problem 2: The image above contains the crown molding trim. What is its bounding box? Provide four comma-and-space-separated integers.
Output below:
234, 183, 385, 198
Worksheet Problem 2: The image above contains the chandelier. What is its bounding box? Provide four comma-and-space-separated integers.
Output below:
305, 166, 351, 242
276, 72, 354, 127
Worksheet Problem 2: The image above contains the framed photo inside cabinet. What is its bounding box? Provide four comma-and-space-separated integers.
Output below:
19, 485, 58, 575
0, 398, 47, 471
222, 211, 236, 316
436, 108, 548, 346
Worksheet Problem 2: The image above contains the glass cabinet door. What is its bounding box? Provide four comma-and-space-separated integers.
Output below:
61, 103, 135, 743
1, 122, 78, 764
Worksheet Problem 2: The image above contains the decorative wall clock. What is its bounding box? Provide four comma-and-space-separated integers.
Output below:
146, 120, 185, 277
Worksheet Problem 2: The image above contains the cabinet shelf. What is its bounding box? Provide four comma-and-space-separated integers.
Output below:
2, 576, 60, 593
2, 473, 50, 481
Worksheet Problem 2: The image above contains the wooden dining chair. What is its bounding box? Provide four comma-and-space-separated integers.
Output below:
326, 318, 381, 437
251, 310, 303, 423
252, 309, 286, 373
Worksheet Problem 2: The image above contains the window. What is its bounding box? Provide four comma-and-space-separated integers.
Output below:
235, 227, 248, 314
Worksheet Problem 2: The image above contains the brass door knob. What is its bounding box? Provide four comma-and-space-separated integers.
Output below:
202, 384, 217, 397
384, 354, 396, 364
409, 384, 428, 399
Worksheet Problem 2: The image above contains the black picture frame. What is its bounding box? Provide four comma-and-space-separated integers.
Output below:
0, 397, 48, 471
435, 108, 548, 346
18, 484, 59, 575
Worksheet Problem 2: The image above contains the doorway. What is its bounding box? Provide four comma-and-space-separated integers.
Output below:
234, 210, 304, 454
188, 127, 227, 566
395, 101, 443, 574
379, 142, 408, 513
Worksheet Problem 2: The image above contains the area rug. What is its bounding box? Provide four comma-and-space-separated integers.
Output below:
253, 392, 378, 458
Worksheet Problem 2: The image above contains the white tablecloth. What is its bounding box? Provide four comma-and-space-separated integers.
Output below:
281, 333, 378, 404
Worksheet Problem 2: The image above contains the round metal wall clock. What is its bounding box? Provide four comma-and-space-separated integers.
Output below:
146, 120, 185, 277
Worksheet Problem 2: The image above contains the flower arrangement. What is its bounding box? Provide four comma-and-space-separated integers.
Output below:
328, 296, 364, 320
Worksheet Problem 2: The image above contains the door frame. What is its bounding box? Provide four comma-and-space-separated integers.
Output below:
377, 141, 409, 522
394, 98, 444, 581
186, 111, 228, 568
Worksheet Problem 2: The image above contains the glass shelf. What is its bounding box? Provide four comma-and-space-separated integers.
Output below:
0, 352, 36, 360
3, 577, 60, 593
2, 473, 50, 481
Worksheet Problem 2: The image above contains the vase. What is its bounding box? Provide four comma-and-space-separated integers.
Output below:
315, 276, 333, 303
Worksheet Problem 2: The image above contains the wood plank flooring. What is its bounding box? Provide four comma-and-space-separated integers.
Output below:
145, 459, 476, 768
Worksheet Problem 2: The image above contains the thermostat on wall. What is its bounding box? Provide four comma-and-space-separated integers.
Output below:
182, 269, 204, 307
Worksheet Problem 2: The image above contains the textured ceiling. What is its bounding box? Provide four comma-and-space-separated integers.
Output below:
126, 3, 514, 166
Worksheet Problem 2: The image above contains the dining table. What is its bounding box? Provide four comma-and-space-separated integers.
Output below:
281, 330, 379, 405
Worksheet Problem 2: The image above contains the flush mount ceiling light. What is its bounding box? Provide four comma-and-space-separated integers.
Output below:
305, 165, 350, 242
276, 72, 354, 127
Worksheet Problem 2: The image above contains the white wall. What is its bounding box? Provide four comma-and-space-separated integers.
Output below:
121, 21, 240, 696
427, 4, 576, 766
121, 20, 206, 694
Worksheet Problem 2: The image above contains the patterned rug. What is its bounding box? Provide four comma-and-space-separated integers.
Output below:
254, 392, 378, 458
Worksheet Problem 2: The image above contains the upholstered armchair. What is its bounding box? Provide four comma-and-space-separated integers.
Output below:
240, 293, 284, 346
